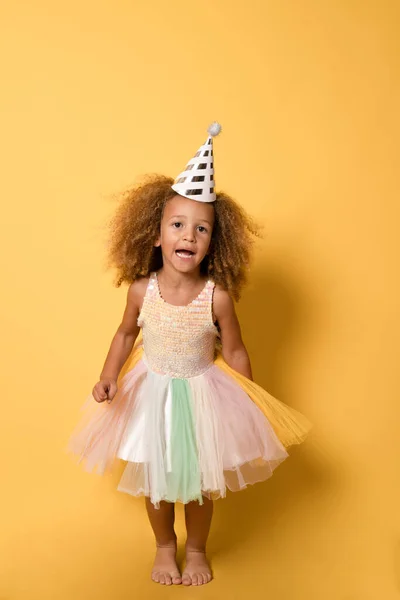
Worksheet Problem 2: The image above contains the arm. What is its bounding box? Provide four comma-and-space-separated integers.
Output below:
213, 286, 253, 381
100, 279, 146, 380
93, 278, 146, 402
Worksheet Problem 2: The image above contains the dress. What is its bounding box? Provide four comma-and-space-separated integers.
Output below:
67, 272, 312, 507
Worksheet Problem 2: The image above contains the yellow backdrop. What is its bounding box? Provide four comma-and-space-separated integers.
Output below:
1, 1, 399, 598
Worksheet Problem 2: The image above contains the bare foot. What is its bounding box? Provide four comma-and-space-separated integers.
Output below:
182, 548, 213, 586
151, 544, 182, 585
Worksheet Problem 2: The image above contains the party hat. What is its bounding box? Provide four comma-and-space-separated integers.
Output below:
171, 122, 222, 202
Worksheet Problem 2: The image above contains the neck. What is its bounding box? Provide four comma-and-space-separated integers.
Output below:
157, 265, 203, 289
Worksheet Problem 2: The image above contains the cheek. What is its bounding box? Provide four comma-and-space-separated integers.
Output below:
160, 226, 178, 245
201, 234, 212, 251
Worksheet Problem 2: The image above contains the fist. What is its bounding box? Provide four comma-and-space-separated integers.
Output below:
92, 378, 118, 404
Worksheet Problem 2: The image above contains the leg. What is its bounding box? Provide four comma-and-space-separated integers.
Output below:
145, 497, 182, 585
182, 495, 213, 586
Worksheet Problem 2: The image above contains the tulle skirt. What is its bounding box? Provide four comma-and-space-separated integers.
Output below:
66, 344, 312, 508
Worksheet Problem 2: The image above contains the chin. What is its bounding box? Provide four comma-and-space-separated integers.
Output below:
175, 263, 199, 273
171, 258, 202, 273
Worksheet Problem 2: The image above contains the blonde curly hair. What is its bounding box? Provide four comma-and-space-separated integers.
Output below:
106, 174, 260, 300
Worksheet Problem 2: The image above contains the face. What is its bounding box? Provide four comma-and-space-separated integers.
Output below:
155, 194, 214, 274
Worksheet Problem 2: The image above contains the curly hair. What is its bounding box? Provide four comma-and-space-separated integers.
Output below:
106, 174, 260, 300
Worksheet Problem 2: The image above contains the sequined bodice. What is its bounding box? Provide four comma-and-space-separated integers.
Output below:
137, 272, 218, 378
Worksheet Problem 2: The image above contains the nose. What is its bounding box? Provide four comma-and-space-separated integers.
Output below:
183, 227, 195, 242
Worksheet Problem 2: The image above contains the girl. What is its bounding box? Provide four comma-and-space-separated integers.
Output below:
67, 123, 312, 587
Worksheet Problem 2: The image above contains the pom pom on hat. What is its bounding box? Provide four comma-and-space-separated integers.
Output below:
207, 121, 222, 137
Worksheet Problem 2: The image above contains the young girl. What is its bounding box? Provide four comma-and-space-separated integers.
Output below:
67, 123, 312, 587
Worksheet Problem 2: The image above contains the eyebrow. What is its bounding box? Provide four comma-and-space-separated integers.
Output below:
168, 215, 213, 226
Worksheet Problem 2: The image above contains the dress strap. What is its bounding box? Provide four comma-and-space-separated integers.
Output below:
137, 273, 157, 327
200, 279, 215, 299
196, 279, 216, 328
144, 272, 158, 299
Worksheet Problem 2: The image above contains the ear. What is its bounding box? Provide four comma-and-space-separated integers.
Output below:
154, 236, 161, 248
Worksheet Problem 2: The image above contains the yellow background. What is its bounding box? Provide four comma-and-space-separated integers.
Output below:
1, 1, 399, 598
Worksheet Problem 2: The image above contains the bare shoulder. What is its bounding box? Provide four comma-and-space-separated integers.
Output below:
127, 276, 150, 309
213, 284, 235, 316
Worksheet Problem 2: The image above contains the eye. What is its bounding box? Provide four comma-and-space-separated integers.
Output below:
172, 222, 182, 228
197, 225, 208, 233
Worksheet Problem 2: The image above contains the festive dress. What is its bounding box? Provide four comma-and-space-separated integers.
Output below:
67, 272, 312, 507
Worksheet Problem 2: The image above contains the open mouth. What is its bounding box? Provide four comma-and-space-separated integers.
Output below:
175, 249, 195, 259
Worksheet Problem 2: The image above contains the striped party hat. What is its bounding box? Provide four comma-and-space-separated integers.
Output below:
171, 122, 222, 203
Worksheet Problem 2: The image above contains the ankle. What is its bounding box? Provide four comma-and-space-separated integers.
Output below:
185, 543, 207, 553
156, 536, 177, 549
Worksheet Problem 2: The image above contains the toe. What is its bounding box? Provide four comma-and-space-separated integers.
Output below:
172, 574, 182, 585
159, 573, 166, 585
192, 573, 199, 586
182, 573, 191, 586
165, 574, 172, 586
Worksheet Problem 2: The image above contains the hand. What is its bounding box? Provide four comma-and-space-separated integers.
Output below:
92, 378, 118, 404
